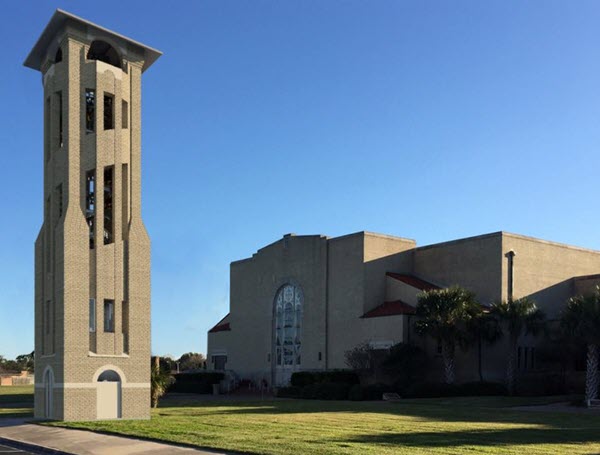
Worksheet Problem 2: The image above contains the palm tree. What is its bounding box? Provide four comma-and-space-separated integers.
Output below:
468, 311, 502, 382
561, 288, 600, 406
491, 297, 545, 395
415, 286, 481, 385
151, 357, 172, 408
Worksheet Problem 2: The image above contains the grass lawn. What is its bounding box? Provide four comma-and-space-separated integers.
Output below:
47, 393, 600, 455
0, 385, 34, 418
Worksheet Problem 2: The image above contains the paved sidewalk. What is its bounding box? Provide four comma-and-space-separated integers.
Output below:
0, 419, 228, 455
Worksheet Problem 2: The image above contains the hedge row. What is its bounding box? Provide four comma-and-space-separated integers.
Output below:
402, 381, 507, 398
276, 382, 390, 401
276, 381, 507, 401
290, 370, 359, 387
169, 372, 224, 394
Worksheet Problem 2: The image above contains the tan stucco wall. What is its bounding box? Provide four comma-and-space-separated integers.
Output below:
414, 233, 503, 304
208, 230, 600, 387
502, 233, 600, 318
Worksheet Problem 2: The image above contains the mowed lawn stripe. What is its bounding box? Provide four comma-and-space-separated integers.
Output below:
43, 396, 600, 454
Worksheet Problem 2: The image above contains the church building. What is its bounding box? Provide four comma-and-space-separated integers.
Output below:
207, 231, 600, 386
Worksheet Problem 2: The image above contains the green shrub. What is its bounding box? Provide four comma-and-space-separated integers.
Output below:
169, 372, 224, 394
403, 381, 506, 398
382, 343, 427, 391
362, 383, 389, 400
315, 383, 351, 400
348, 384, 363, 401
457, 381, 507, 396
275, 386, 302, 398
291, 372, 317, 388
403, 382, 456, 398
301, 384, 320, 399
291, 370, 359, 388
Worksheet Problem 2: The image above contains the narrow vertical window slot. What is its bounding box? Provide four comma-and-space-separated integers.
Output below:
45, 196, 51, 270
45, 97, 50, 161
86, 170, 96, 249
55, 184, 63, 222
104, 166, 113, 244
57, 91, 63, 148
89, 298, 96, 332
44, 300, 51, 335
104, 93, 114, 130
121, 164, 128, 239
122, 300, 129, 353
121, 100, 128, 129
85, 89, 95, 133
104, 300, 115, 332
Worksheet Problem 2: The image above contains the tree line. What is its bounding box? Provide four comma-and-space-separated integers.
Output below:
413, 285, 600, 405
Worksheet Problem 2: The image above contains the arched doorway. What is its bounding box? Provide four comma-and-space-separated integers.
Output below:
43, 367, 54, 419
273, 284, 303, 386
96, 369, 122, 419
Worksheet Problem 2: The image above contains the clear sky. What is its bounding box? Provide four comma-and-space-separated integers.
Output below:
1, 1, 599, 359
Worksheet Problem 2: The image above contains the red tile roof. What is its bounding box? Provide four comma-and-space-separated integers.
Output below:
361, 300, 416, 319
208, 314, 231, 333
386, 273, 440, 291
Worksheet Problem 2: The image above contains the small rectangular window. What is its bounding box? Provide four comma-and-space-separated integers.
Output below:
85, 89, 95, 133
122, 100, 128, 129
104, 300, 114, 332
89, 298, 96, 332
104, 93, 114, 130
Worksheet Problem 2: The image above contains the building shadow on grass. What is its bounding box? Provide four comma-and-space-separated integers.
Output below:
340, 427, 600, 448
0, 395, 33, 406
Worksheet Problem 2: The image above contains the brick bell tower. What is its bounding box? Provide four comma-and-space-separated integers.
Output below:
24, 10, 161, 421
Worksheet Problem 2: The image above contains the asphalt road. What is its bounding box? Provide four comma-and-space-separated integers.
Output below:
0, 442, 36, 454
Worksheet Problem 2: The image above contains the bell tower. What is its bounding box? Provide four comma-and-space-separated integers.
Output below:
24, 10, 161, 421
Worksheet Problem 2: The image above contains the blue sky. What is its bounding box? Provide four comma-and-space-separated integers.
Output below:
1, 1, 599, 359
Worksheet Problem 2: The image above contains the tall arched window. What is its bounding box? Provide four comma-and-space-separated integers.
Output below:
275, 284, 303, 367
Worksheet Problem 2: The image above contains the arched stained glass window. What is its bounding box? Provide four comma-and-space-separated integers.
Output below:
274, 284, 303, 367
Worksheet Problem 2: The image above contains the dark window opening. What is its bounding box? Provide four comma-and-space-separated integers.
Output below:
87, 40, 121, 69
44, 300, 51, 335
518, 346, 536, 371
56, 91, 63, 148
212, 355, 227, 370
121, 164, 129, 239
122, 300, 129, 353
86, 170, 95, 249
104, 166, 113, 244
55, 47, 62, 64
85, 89, 95, 133
89, 298, 96, 332
45, 97, 50, 161
104, 94, 114, 130
56, 184, 63, 221
104, 300, 115, 332
121, 100, 128, 129
318, 351, 322, 361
